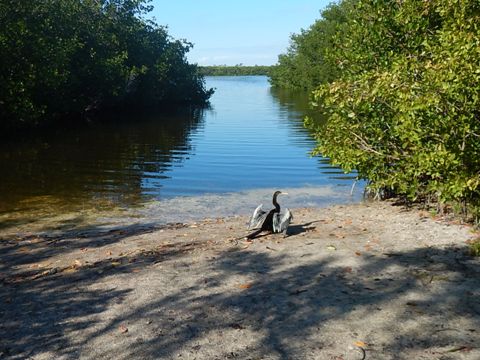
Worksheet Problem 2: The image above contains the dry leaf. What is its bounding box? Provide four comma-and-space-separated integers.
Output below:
355, 251, 362, 256
326, 245, 337, 251
119, 325, 128, 333
354, 341, 366, 348
238, 283, 252, 289
111, 261, 121, 266
63, 267, 77, 273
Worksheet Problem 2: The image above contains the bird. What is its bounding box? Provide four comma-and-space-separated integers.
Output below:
246, 190, 293, 239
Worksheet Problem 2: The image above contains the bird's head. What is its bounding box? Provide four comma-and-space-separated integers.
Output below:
273, 190, 288, 198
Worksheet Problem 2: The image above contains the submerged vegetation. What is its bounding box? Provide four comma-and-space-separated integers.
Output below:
0, 0, 213, 131
199, 65, 274, 76
274, 0, 480, 221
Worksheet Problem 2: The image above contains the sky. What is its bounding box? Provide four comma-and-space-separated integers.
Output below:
150, 1, 332, 66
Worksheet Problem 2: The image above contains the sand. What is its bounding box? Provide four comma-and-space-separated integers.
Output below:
0, 200, 479, 359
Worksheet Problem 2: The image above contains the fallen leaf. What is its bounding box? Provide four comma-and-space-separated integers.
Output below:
326, 245, 337, 251
31, 270, 51, 280
354, 341, 366, 348
238, 283, 252, 289
289, 289, 308, 295
230, 323, 245, 330
119, 325, 128, 333
445, 346, 472, 353
355, 251, 362, 256
111, 261, 121, 266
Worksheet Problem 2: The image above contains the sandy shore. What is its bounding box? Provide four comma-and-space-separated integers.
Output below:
0, 200, 479, 359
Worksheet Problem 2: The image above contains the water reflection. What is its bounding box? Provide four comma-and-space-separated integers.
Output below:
0, 109, 205, 213
269, 84, 357, 181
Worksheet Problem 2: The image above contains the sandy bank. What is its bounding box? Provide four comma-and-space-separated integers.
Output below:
0, 201, 479, 359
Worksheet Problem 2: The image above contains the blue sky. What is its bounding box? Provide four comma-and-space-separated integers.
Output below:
150, 1, 332, 66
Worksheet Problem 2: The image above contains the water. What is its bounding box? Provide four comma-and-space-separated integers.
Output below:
0, 76, 362, 228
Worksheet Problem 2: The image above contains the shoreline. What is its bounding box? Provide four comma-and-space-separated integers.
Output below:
1, 201, 479, 359
0, 186, 364, 237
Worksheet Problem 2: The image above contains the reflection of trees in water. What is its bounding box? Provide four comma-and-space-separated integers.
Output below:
270, 86, 356, 180
269, 86, 324, 138
0, 109, 205, 211
269, 86, 312, 114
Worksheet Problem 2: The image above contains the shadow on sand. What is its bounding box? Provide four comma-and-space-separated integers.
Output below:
0, 221, 479, 359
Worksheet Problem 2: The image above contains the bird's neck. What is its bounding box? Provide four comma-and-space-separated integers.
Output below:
272, 196, 280, 211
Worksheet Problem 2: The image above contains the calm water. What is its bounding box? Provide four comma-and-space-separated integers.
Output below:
0, 76, 361, 224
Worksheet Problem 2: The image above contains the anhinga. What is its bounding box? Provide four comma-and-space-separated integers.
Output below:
247, 190, 293, 239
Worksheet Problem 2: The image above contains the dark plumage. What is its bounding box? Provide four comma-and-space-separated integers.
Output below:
247, 190, 293, 239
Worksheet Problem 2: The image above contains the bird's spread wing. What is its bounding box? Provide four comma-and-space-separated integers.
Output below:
273, 208, 293, 233
248, 204, 267, 229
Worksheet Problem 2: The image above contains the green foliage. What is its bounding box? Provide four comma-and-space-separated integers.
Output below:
199, 65, 274, 76
470, 239, 480, 257
269, 2, 350, 89
0, 0, 212, 130
307, 0, 480, 211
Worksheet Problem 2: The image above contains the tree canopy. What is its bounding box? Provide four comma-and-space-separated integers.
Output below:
269, 1, 349, 90
199, 65, 273, 76
0, 0, 213, 130
274, 0, 480, 218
